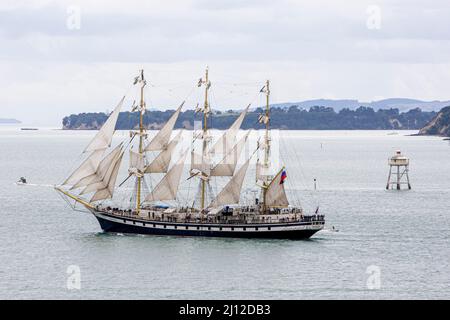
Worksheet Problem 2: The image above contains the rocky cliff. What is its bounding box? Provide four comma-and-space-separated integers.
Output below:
418, 106, 450, 136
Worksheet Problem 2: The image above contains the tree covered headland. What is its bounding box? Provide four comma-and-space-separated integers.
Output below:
62, 105, 436, 130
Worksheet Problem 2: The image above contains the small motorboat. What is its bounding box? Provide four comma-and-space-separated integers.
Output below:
16, 177, 27, 185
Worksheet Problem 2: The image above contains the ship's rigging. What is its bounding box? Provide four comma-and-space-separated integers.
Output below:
56, 68, 293, 215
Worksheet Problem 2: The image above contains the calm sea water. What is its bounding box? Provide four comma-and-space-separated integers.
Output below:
0, 127, 449, 299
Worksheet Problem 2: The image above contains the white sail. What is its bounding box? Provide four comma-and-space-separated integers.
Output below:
144, 150, 188, 202
190, 151, 211, 176
210, 132, 249, 177
145, 131, 182, 174
256, 161, 272, 183
258, 137, 270, 151
209, 157, 250, 208
83, 96, 125, 153
144, 103, 183, 152
80, 148, 123, 195
208, 104, 249, 155
71, 143, 123, 190
264, 168, 289, 207
90, 152, 124, 202
62, 149, 105, 185
129, 150, 145, 176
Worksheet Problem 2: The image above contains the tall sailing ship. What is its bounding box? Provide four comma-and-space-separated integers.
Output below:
56, 69, 325, 239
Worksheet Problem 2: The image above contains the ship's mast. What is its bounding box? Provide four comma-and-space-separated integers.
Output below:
137, 69, 146, 214
200, 67, 210, 210
262, 80, 270, 212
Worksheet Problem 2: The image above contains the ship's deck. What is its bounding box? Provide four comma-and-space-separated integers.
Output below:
94, 205, 325, 226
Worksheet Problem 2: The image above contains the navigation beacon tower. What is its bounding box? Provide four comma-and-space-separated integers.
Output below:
386, 150, 411, 190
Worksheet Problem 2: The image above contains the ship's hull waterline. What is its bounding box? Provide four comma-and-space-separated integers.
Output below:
92, 211, 325, 240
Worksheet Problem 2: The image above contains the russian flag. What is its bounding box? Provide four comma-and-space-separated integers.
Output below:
280, 170, 287, 184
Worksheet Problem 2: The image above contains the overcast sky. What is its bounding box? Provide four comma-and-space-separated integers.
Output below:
1, 0, 450, 125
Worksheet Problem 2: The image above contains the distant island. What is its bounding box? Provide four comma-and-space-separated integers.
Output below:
0, 118, 21, 124
271, 98, 450, 113
63, 106, 436, 130
418, 106, 450, 137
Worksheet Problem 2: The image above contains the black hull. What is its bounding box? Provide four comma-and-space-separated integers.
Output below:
94, 213, 323, 240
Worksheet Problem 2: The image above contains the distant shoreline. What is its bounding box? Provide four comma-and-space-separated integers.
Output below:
62, 106, 436, 131
0, 118, 21, 124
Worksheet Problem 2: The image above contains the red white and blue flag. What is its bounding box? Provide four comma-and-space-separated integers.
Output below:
280, 170, 287, 184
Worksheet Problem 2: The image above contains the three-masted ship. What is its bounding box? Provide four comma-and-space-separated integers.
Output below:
56, 69, 325, 239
